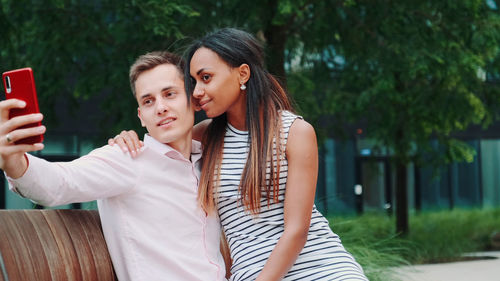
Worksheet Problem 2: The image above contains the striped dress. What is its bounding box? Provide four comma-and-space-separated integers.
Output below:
216, 111, 368, 281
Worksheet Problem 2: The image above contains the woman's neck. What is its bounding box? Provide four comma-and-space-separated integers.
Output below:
226, 97, 247, 131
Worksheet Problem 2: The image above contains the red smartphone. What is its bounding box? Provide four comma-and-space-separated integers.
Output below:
2, 67, 44, 144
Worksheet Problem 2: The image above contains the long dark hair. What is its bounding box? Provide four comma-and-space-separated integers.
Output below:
184, 28, 294, 214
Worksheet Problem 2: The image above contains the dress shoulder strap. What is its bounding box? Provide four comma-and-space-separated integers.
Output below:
280, 110, 303, 146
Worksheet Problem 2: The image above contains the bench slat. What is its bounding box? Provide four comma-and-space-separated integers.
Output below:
0, 210, 117, 281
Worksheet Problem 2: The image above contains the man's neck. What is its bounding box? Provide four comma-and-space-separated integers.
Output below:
165, 133, 193, 160
168, 141, 192, 160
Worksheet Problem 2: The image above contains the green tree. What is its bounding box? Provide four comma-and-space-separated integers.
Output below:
1, 0, 197, 140
290, 0, 500, 234
178, 0, 335, 82
192, 0, 500, 234
2, 0, 500, 236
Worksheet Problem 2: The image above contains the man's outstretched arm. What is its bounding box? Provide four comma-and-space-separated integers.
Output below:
0, 99, 138, 206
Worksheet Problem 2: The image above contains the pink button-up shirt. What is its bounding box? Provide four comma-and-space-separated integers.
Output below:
8, 134, 225, 281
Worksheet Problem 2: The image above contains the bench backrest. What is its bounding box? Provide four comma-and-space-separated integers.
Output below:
0, 209, 116, 281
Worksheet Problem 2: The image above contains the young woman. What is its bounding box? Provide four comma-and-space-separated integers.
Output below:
112, 28, 367, 281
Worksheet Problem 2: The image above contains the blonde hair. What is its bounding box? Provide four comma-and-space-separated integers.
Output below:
129, 51, 184, 97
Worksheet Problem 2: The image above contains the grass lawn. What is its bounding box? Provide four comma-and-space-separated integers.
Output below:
328, 208, 500, 281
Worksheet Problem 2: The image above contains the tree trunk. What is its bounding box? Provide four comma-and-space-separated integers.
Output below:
262, 0, 287, 87
264, 24, 287, 85
395, 159, 409, 236
393, 72, 409, 235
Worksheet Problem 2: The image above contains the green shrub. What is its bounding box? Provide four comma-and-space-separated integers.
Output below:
406, 208, 500, 263
329, 214, 411, 281
328, 208, 500, 280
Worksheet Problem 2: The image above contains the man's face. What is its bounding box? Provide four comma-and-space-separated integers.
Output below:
136, 64, 194, 149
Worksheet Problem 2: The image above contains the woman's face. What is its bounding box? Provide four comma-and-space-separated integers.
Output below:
189, 47, 246, 118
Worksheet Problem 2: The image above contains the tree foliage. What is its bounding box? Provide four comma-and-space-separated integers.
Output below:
332, 0, 500, 163
286, 0, 500, 233
1, 0, 197, 139
1, 0, 500, 233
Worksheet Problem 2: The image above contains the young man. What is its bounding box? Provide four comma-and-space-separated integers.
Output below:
0, 52, 226, 281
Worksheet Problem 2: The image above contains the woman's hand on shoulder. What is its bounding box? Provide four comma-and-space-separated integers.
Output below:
107, 119, 212, 157
108, 130, 143, 157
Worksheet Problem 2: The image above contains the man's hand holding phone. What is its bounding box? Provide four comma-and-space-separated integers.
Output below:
0, 99, 46, 178
1, 67, 45, 178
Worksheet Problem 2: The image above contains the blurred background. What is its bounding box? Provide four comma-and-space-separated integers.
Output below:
0, 0, 500, 281
1, 1, 500, 279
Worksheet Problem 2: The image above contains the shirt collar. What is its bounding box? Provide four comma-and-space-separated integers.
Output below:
143, 134, 202, 162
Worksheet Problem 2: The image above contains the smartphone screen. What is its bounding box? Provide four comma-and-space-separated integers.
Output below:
2, 67, 44, 144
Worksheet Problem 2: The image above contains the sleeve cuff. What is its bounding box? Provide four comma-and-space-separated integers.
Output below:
6, 153, 35, 198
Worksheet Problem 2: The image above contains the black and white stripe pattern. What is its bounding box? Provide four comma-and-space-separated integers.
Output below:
217, 111, 368, 281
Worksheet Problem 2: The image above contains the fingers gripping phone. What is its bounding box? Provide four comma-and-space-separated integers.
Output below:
2, 67, 44, 144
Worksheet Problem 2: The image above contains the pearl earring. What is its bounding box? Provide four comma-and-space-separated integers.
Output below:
240, 83, 246, 91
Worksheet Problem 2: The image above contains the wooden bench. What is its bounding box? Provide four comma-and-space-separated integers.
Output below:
0, 209, 117, 281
